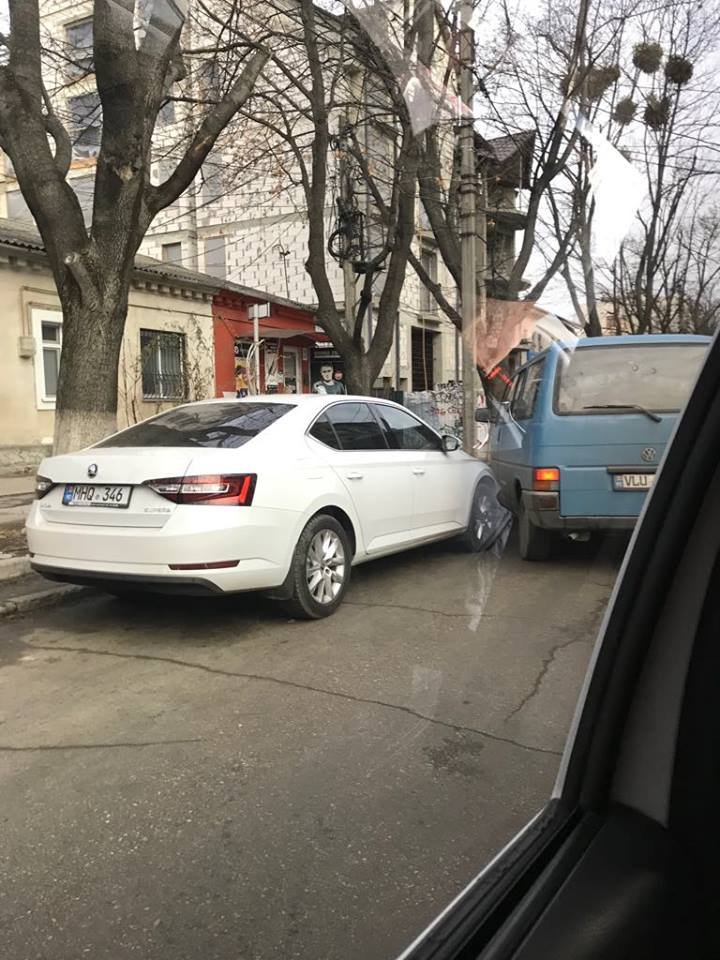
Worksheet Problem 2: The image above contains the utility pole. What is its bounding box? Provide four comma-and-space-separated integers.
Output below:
459, 0, 478, 455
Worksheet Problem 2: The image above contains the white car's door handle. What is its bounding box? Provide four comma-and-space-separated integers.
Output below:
346, 472, 364, 480
412, 468, 426, 476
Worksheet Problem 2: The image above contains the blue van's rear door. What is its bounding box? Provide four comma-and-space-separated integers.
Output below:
548, 338, 709, 519
543, 414, 672, 518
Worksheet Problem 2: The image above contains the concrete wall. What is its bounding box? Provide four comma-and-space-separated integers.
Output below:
0, 259, 215, 455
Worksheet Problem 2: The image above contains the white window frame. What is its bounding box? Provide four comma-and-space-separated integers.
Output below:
31, 308, 63, 410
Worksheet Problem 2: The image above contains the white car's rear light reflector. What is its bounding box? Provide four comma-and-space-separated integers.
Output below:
169, 560, 240, 571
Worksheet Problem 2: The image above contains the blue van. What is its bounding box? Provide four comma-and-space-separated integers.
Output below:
476, 335, 711, 559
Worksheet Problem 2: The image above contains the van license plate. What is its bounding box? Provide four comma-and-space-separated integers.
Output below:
613, 473, 654, 491
63, 484, 132, 508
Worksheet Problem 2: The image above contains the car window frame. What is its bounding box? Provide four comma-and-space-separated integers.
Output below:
508, 370, 528, 421
400, 335, 720, 960
308, 400, 390, 452
513, 359, 545, 422
369, 401, 444, 453
306, 410, 343, 450
552, 340, 711, 417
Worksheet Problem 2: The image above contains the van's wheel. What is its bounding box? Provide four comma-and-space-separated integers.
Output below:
517, 502, 553, 561
461, 479, 510, 553
282, 514, 351, 619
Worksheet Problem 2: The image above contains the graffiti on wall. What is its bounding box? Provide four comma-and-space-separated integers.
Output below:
404, 381, 488, 447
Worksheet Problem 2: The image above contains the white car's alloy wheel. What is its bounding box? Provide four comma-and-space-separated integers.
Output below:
284, 513, 352, 619
306, 529, 346, 604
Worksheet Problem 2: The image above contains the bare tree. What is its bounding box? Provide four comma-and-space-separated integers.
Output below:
194, 0, 424, 394
0, 0, 267, 452
608, 196, 720, 334
538, 0, 720, 333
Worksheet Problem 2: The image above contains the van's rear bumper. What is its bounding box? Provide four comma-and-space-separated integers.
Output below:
521, 492, 637, 532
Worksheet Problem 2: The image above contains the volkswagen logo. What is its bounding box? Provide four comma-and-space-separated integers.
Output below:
641, 447, 657, 463
87, 463, 98, 478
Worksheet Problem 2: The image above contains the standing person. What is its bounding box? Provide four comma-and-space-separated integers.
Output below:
313, 363, 345, 395
333, 370, 347, 394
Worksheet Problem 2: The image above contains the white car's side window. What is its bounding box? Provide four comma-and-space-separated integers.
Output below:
373, 404, 442, 451
325, 402, 388, 451
308, 412, 342, 449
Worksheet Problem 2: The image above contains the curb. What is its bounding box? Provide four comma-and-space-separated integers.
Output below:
0, 556, 31, 581
0, 584, 91, 619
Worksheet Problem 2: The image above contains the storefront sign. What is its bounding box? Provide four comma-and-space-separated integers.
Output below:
311, 344, 346, 395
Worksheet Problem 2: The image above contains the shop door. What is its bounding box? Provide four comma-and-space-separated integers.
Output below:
284, 346, 301, 393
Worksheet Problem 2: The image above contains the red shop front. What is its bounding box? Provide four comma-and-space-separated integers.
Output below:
213, 289, 326, 396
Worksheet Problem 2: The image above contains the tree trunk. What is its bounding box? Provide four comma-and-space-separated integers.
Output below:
53, 293, 128, 453
343, 352, 376, 395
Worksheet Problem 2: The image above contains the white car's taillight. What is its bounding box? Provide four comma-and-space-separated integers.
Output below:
145, 474, 256, 506
35, 475, 54, 499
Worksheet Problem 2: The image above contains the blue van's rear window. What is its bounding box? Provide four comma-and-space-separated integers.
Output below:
555, 344, 708, 414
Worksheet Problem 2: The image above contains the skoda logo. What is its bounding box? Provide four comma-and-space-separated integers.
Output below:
641, 448, 657, 463
87, 463, 98, 478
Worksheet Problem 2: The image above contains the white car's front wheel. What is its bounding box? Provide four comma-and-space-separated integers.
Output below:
283, 514, 352, 619
461, 479, 512, 553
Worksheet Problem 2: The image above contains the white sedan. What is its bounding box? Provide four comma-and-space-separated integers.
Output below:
27, 396, 509, 618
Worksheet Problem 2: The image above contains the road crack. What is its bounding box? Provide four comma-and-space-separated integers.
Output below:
504, 637, 587, 722
345, 600, 569, 626
0, 738, 202, 752
25, 642, 561, 758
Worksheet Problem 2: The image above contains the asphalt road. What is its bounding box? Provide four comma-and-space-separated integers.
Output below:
0, 533, 626, 960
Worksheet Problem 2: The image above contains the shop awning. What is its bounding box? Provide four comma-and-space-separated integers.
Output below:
253, 326, 331, 343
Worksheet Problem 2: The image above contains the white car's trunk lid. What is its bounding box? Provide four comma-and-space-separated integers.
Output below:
37, 448, 194, 528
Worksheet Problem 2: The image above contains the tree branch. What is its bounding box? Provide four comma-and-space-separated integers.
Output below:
149, 47, 270, 213
41, 82, 72, 178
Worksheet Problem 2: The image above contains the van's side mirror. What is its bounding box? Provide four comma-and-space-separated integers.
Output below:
442, 434, 461, 452
474, 407, 491, 423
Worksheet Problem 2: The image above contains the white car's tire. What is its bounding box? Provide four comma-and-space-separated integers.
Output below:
460, 479, 512, 553
282, 514, 352, 619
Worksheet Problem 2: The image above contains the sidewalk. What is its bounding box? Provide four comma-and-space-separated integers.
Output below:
0, 475, 88, 616
0, 476, 36, 498
0, 475, 34, 531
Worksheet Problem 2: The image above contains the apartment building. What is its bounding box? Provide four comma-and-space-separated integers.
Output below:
0, 1, 541, 398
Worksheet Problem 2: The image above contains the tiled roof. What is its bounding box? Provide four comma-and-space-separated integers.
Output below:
476, 131, 535, 187
0, 217, 314, 311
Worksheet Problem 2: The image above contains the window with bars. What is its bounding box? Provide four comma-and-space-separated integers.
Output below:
140, 330, 185, 400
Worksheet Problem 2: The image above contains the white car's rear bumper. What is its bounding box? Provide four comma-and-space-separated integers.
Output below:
26, 502, 302, 595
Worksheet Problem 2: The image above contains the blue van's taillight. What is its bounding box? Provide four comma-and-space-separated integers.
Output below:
533, 467, 560, 492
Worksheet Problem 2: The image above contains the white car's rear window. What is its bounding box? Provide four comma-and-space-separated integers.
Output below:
95, 402, 294, 448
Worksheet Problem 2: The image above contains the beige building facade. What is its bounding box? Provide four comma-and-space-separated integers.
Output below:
0, 220, 216, 473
